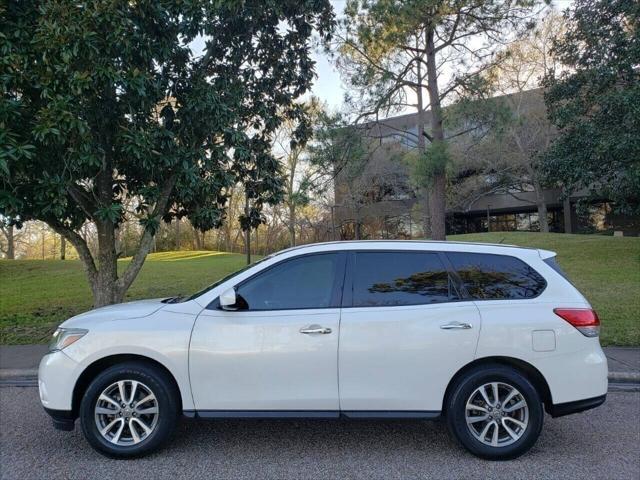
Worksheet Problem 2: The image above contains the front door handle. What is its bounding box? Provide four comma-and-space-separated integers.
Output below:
300, 324, 332, 335
440, 322, 473, 330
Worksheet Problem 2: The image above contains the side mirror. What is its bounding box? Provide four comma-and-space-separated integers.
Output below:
219, 288, 237, 310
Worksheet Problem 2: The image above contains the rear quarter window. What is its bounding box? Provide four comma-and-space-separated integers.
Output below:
543, 256, 572, 282
447, 252, 546, 300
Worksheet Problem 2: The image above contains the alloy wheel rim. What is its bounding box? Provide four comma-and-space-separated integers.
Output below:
94, 380, 159, 446
465, 382, 529, 447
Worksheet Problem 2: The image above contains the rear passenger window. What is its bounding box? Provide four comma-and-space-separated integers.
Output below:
447, 252, 546, 300
353, 252, 459, 307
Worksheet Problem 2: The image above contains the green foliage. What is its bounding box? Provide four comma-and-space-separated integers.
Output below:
0, 0, 335, 232
307, 111, 368, 185
336, 0, 540, 126
445, 96, 514, 143
542, 0, 640, 215
407, 141, 451, 187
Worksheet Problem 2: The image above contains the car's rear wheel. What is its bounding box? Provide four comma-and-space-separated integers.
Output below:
79, 362, 178, 458
446, 364, 543, 460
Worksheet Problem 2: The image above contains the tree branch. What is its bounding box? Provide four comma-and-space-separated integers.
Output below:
47, 221, 99, 288
67, 184, 97, 220
116, 174, 177, 295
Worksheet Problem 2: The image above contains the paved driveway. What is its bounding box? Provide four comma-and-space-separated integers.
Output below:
1, 387, 638, 480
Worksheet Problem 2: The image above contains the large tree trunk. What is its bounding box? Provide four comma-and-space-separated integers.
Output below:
193, 228, 204, 250
5, 225, 15, 260
425, 29, 447, 240
533, 179, 549, 233
415, 37, 431, 240
428, 176, 447, 240
537, 201, 549, 233
94, 220, 121, 306
60, 235, 66, 260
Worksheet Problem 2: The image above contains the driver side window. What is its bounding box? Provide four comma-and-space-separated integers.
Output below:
235, 253, 343, 311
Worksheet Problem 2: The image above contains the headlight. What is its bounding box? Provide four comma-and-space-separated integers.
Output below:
48, 328, 88, 352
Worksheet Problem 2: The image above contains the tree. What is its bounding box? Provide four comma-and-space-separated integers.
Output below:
0, 218, 16, 259
0, 1, 334, 306
273, 98, 337, 247
307, 112, 369, 239
333, 0, 541, 239
542, 0, 640, 215
458, 13, 565, 232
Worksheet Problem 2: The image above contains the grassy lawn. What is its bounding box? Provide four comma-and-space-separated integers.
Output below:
1, 232, 638, 346
0, 251, 253, 345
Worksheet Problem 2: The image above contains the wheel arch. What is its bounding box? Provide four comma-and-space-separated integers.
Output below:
71, 354, 183, 418
443, 356, 553, 414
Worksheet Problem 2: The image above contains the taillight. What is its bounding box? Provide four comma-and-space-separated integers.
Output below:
554, 308, 600, 337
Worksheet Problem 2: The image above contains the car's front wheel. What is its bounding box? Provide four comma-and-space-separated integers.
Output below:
79, 361, 179, 458
446, 364, 544, 460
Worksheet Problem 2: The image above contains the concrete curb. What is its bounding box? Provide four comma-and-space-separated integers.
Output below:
0, 369, 38, 381
608, 371, 640, 383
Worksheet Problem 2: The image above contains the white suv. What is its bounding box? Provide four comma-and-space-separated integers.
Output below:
39, 241, 607, 460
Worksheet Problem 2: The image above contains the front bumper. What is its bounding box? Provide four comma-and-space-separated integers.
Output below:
38, 350, 79, 412
547, 394, 607, 418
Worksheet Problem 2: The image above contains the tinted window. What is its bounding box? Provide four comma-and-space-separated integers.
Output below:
447, 252, 546, 299
353, 252, 458, 307
236, 253, 341, 310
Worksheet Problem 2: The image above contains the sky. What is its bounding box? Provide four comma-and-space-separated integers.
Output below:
309, 47, 345, 111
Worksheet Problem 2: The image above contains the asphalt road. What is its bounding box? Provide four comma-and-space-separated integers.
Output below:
1, 387, 638, 480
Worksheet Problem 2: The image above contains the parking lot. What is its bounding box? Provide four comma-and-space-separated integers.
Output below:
1, 387, 638, 480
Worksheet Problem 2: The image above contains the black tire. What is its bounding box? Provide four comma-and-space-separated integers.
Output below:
446, 364, 543, 460
79, 361, 179, 458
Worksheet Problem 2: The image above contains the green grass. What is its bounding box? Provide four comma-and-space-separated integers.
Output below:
0, 251, 253, 345
0, 232, 638, 346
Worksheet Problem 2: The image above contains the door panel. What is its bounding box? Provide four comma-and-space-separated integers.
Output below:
189, 252, 345, 411
190, 308, 340, 410
339, 302, 481, 411
338, 250, 480, 412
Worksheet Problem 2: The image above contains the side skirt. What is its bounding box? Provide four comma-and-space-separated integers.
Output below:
183, 410, 441, 420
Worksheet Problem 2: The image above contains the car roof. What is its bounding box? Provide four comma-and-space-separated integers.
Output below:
273, 240, 555, 259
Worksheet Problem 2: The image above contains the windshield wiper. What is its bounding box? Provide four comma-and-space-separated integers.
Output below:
162, 295, 185, 304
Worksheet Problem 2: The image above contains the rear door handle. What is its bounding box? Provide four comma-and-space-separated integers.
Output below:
300, 325, 332, 334
440, 322, 473, 330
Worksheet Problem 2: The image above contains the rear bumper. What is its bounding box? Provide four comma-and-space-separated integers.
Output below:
534, 343, 608, 405
547, 394, 606, 418
44, 407, 76, 431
